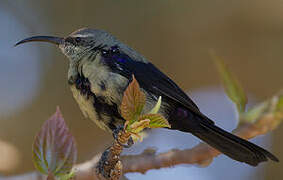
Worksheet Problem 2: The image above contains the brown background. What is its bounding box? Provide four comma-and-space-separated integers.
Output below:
0, 0, 283, 179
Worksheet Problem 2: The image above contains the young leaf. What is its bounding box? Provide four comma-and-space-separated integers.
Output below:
139, 114, 171, 128
59, 170, 76, 180
240, 91, 283, 127
275, 93, 283, 113
211, 52, 247, 113
149, 96, 162, 114
130, 119, 151, 134
32, 107, 77, 177
240, 102, 267, 124
120, 75, 146, 122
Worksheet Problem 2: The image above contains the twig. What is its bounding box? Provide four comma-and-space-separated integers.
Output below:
122, 120, 271, 174
0, 112, 279, 180
95, 128, 132, 180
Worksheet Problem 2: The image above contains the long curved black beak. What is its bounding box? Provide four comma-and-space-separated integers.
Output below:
15, 36, 64, 47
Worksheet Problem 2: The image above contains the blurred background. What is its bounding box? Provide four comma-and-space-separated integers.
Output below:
0, 0, 283, 179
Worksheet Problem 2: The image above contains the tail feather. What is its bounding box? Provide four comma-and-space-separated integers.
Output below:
187, 117, 279, 166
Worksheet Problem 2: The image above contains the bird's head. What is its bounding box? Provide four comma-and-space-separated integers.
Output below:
15, 28, 121, 62
15, 28, 148, 64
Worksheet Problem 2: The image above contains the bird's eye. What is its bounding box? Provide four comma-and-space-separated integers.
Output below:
65, 37, 81, 44
75, 37, 82, 43
101, 49, 108, 55
111, 46, 119, 53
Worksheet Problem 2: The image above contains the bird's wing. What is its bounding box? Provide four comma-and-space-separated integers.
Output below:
102, 51, 204, 117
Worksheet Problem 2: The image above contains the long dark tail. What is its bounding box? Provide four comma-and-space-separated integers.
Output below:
173, 115, 279, 166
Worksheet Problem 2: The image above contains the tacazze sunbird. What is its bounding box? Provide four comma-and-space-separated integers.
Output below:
16, 28, 278, 166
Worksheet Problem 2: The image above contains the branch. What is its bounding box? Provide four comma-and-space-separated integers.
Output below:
122, 121, 272, 174
1, 111, 281, 180
122, 90, 283, 173
1, 90, 282, 180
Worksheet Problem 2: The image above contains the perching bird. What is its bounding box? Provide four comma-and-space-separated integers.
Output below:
15, 28, 278, 166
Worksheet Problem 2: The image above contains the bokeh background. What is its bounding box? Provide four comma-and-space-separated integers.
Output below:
0, 0, 283, 179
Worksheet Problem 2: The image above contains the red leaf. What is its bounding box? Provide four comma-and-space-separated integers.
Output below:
32, 107, 77, 177
120, 75, 146, 122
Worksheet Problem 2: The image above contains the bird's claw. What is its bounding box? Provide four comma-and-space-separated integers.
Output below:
113, 126, 134, 148
96, 148, 111, 178
118, 137, 134, 148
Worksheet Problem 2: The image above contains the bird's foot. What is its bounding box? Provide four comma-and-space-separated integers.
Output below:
96, 148, 111, 179
96, 148, 123, 179
113, 126, 134, 148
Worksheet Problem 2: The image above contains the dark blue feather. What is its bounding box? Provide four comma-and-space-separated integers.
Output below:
100, 48, 211, 122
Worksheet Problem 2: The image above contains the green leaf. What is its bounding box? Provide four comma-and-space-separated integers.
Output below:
120, 75, 146, 123
211, 52, 247, 113
240, 102, 267, 124
139, 114, 171, 128
130, 119, 151, 134
275, 93, 283, 113
33, 107, 77, 177
58, 170, 75, 180
149, 96, 162, 114
240, 92, 283, 128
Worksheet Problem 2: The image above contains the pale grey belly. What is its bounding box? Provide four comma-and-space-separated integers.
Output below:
70, 84, 170, 133
70, 85, 112, 132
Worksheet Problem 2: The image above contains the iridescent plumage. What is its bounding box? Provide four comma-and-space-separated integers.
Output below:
15, 28, 279, 166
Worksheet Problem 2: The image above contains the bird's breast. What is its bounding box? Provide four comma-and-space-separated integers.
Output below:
70, 83, 113, 132
68, 57, 128, 132
67, 53, 172, 132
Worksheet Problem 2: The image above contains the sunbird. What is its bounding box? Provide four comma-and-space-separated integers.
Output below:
16, 28, 279, 166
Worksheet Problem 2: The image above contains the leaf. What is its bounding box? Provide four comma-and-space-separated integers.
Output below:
240, 91, 283, 128
211, 52, 247, 113
240, 102, 267, 124
149, 96, 162, 114
139, 114, 171, 128
32, 107, 77, 177
131, 131, 149, 142
120, 75, 146, 122
130, 119, 151, 134
59, 170, 76, 180
275, 93, 283, 113
270, 93, 283, 128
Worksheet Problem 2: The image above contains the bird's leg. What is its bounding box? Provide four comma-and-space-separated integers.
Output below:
96, 148, 111, 178
113, 126, 134, 148
96, 126, 133, 179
